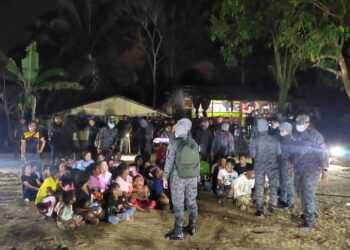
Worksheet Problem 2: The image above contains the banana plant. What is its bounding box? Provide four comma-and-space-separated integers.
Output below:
6, 41, 83, 120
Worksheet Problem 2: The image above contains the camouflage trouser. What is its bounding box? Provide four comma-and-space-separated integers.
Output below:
170, 172, 198, 227
294, 170, 320, 227
255, 166, 279, 211
279, 161, 295, 207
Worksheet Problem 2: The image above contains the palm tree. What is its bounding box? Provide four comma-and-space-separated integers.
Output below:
6, 41, 83, 120
34, 0, 133, 91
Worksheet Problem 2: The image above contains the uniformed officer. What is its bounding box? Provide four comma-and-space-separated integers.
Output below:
95, 116, 119, 159
250, 119, 281, 217
163, 118, 198, 240
293, 114, 329, 230
278, 122, 296, 209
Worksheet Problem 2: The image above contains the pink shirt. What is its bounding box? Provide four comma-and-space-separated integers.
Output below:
116, 176, 133, 193
87, 175, 106, 193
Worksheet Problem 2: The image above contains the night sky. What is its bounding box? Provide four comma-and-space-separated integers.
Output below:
0, 0, 56, 52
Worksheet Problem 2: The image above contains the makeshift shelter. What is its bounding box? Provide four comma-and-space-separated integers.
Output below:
66, 95, 168, 117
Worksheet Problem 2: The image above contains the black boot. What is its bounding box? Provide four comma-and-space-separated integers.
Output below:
184, 223, 196, 236
164, 226, 184, 240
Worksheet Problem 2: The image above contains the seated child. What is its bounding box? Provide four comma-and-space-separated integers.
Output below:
139, 161, 153, 185
97, 152, 106, 162
232, 170, 255, 211
75, 171, 105, 225
108, 183, 135, 224
58, 159, 75, 192
149, 167, 169, 210
217, 158, 238, 200
130, 175, 156, 212
21, 164, 40, 202
87, 163, 106, 193
76, 151, 94, 171
115, 166, 133, 197
98, 160, 112, 188
211, 157, 226, 196
66, 152, 77, 171
57, 191, 85, 231
35, 166, 62, 217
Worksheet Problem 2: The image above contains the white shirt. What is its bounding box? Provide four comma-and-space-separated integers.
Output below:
217, 169, 238, 186
232, 173, 255, 199
115, 176, 133, 193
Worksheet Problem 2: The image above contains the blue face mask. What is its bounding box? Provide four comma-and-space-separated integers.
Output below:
296, 124, 305, 132
272, 123, 278, 129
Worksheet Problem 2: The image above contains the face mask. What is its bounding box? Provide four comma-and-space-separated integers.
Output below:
296, 125, 305, 132
108, 123, 115, 129
271, 123, 278, 129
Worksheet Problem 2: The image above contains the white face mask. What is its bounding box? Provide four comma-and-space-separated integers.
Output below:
108, 123, 115, 129
296, 124, 305, 132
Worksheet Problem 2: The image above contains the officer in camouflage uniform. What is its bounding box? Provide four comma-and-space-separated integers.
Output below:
278, 122, 296, 209
95, 116, 118, 159
163, 118, 198, 240
250, 119, 281, 217
293, 114, 329, 230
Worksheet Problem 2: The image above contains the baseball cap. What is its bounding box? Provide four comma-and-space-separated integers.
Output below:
280, 122, 293, 134
296, 114, 310, 125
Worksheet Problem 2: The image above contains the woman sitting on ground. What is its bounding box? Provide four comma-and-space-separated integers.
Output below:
130, 175, 156, 212
98, 160, 112, 188
115, 165, 133, 198
21, 164, 40, 202
87, 163, 106, 193
76, 151, 94, 171
57, 191, 85, 231
74, 171, 105, 225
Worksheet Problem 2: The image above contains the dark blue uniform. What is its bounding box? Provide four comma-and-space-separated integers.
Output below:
293, 128, 328, 227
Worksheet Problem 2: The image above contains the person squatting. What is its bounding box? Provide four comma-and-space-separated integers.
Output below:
19, 113, 328, 238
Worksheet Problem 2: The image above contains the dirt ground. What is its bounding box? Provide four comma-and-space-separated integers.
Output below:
0, 163, 349, 250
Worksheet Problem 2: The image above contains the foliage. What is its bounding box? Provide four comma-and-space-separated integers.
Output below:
33, 0, 135, 91
211, 0, 301, 109
5, 41, 83, 119
291, 0, 350, 97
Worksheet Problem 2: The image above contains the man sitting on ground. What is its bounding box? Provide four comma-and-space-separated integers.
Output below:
235, 154, 254, 176
232, 170, 255, 211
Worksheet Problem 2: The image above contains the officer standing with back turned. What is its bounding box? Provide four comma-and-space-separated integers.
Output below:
163, 118, 200, 240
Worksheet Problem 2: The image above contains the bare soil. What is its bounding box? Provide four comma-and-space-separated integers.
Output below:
0, 165, 349, 250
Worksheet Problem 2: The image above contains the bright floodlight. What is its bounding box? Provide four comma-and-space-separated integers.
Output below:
126, 133, 130, 137
330, 146, 345, 157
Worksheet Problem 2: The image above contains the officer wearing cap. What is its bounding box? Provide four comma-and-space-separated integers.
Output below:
292, 114, 329, 230
250, 118, 281, 217
278, 122, 296, 209
95, 116, 118, 159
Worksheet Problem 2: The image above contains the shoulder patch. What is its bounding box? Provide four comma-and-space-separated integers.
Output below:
320, 143, 326, 149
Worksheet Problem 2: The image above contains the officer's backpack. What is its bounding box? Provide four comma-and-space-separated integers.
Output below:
175, 137, 200, 179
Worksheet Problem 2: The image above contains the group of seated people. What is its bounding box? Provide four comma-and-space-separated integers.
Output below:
21, 150, 170, 231
21, 149, 258, 231
199, 153, 256, 211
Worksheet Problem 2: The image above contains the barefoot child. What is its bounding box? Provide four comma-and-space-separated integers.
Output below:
57, 191, 85, 231
108, 183, 135, 224
130, 175, 156, 212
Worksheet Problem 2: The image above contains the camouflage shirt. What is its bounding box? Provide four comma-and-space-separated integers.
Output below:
293, 128, 329, 173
